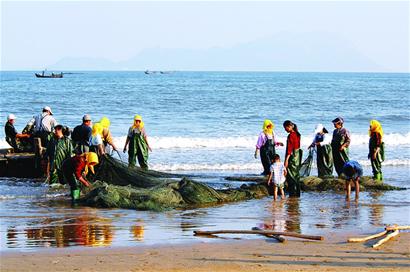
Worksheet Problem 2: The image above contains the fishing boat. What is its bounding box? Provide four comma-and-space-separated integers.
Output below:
35, 71, 63, 78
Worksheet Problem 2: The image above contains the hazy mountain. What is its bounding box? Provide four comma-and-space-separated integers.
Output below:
49, 32, 383, 72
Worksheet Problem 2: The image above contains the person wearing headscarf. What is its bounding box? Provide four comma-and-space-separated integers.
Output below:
61, 152, 99, 204
368, 120, 385, 181
97, 117, 118, 153
90, 123, 105, 156
283, 120, 302, 197
255, 119, 283, 176
331, 117, 350, 176
309, 124, 334, 177
123, 115, 152, 170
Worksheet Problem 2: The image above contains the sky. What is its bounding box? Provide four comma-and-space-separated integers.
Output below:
1, 0, 409, 72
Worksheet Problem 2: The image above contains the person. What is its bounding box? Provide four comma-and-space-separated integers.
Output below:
283, 120, 302, 197
331, 117, 351, 177
342, 160, 363, 201
309, 124, 334, 177
26, 106, 57, 147
368, 120, 385, 182
97, 117, 118, 153
4, 114, 31, 152
45, 125, 74, 184
123, 115, 152, 170
267, 154, 287, 201
72, 114, 92, 154
61, 152, 99, 204
89, 123, 105, 156
254, 119, 283, 176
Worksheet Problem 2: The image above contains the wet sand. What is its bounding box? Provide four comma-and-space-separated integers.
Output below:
2, 232, 409, 271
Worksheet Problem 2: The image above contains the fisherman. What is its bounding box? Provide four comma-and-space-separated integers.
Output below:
342, 160, 363, 201
45, 125, 74, 184
309, 124, 334, 177
331, 117, 350, 177
71, 114, 92, 154
61, 152, 98, 204
254, 119, 283, 176
97, 117, 118, 153
368, 120, 385, 182
123, 115, 152, 170
4, 114, 31, 152
283, 120, 302, 197
26, 106, 57, 147
90, 123, 105, 156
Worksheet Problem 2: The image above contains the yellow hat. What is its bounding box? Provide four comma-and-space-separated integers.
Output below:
84, 152, 99, 175
263, 119, 274, 135
100, 117, 110, 128
369, 120, 383, 139
92, 123, 103, 137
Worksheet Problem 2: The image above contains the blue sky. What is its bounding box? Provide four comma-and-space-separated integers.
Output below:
1, 1, 409, 72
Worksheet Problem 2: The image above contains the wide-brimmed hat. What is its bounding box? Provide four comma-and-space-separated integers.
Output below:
43, 106, 53, 115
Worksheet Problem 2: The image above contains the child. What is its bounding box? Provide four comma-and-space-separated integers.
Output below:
342, 160, 363, 201
267, 154, 287, 200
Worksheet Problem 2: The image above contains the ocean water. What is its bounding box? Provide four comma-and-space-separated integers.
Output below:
0, 71, 409, 250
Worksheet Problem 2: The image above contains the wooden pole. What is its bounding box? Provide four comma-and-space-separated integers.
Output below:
347, 230, 388, 243
385, 225, 410, 231
194, 230, 324, 241
372, 230, 399, 248
252, 227, 286, 243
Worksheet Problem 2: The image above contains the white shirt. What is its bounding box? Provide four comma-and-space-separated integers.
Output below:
270, 162, 286, 184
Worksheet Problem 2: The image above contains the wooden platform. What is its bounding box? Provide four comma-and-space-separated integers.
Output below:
0, 148, 44, 178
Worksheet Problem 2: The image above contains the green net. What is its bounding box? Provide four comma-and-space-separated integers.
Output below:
81, 155, 405, 211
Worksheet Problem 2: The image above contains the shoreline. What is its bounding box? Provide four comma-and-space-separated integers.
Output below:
1, 232, 409, 271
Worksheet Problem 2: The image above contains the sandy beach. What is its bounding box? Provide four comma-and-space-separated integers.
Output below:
2, 232, 409, 271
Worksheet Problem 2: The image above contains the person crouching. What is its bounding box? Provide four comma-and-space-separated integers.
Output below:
61, 152, 99, 204
342, 160, 363, 201
267, 154, 287, 201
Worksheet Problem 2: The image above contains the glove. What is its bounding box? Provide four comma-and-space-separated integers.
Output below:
254, 150, 258, 159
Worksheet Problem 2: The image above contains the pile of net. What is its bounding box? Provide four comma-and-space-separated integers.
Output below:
81, 155, 269, 211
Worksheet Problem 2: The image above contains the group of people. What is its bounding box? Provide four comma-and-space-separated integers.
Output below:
4, 107, 152, 203
255, 117, 385, 201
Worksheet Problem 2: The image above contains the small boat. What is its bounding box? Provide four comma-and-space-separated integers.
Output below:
35, 71, 63, 78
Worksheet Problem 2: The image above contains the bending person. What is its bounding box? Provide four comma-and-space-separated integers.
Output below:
283, 120, 302, 197
62, 152, 99, 204
331, 117, 350, 177
255, 119, 283, 176
309, 124, 334, 177
5, 114, 31, 152
368, 120, 385, 181
123, 115, 152, 170
342, 160, 363, 201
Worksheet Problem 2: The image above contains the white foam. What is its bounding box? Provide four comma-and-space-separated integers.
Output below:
1, 132, 409, 150
150, 159, 410, 172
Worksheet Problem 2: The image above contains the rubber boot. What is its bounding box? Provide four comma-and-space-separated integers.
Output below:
71, 189, 81, 206
374, 173, 383, 183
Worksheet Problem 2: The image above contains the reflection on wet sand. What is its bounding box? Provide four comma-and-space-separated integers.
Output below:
7, 216, 114, 248
368, 192, 385, 226
131, 220, 145, 241
261, 198, 301, 233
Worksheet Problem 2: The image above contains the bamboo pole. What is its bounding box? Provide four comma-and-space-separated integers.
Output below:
347, 230, 388, 243
194, 230, 324, 241
385, 225, 410, 231
372, 230, 399, 248
252, 227, 286, 243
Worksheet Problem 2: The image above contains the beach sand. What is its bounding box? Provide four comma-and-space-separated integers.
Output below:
1, 232, 409, 271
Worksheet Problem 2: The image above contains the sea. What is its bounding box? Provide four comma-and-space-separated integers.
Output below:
0, 71, 409, 251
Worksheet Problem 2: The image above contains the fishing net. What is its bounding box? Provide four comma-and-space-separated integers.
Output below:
80, 155, 404, 211
299, 149, 314, 177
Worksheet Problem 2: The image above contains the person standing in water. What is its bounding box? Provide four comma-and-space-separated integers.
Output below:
255, 119, 283, 176
331, 117, 350, 177
368, 120, 385, 182
309, 124, 334, 177
342, 160, 363, 201
283, 120, 302, 197
123, 115, 152, 170
97, 117, 118, 153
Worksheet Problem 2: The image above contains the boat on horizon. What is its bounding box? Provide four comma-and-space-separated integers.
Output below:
35, 71, 63, 78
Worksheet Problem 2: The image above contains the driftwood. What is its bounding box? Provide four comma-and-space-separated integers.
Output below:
252, 227, 286, 243
194, 230, 323, 241
347, 230, 388, 243
385, 225, 410, 231
372, 230, 399, 248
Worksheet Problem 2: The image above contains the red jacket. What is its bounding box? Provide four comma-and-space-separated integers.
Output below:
286, 131, 301, 156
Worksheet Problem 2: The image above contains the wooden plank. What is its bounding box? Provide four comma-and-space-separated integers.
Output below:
348, 230, 388, 243
372, 230, 399, 248
194, 230, 324, 241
